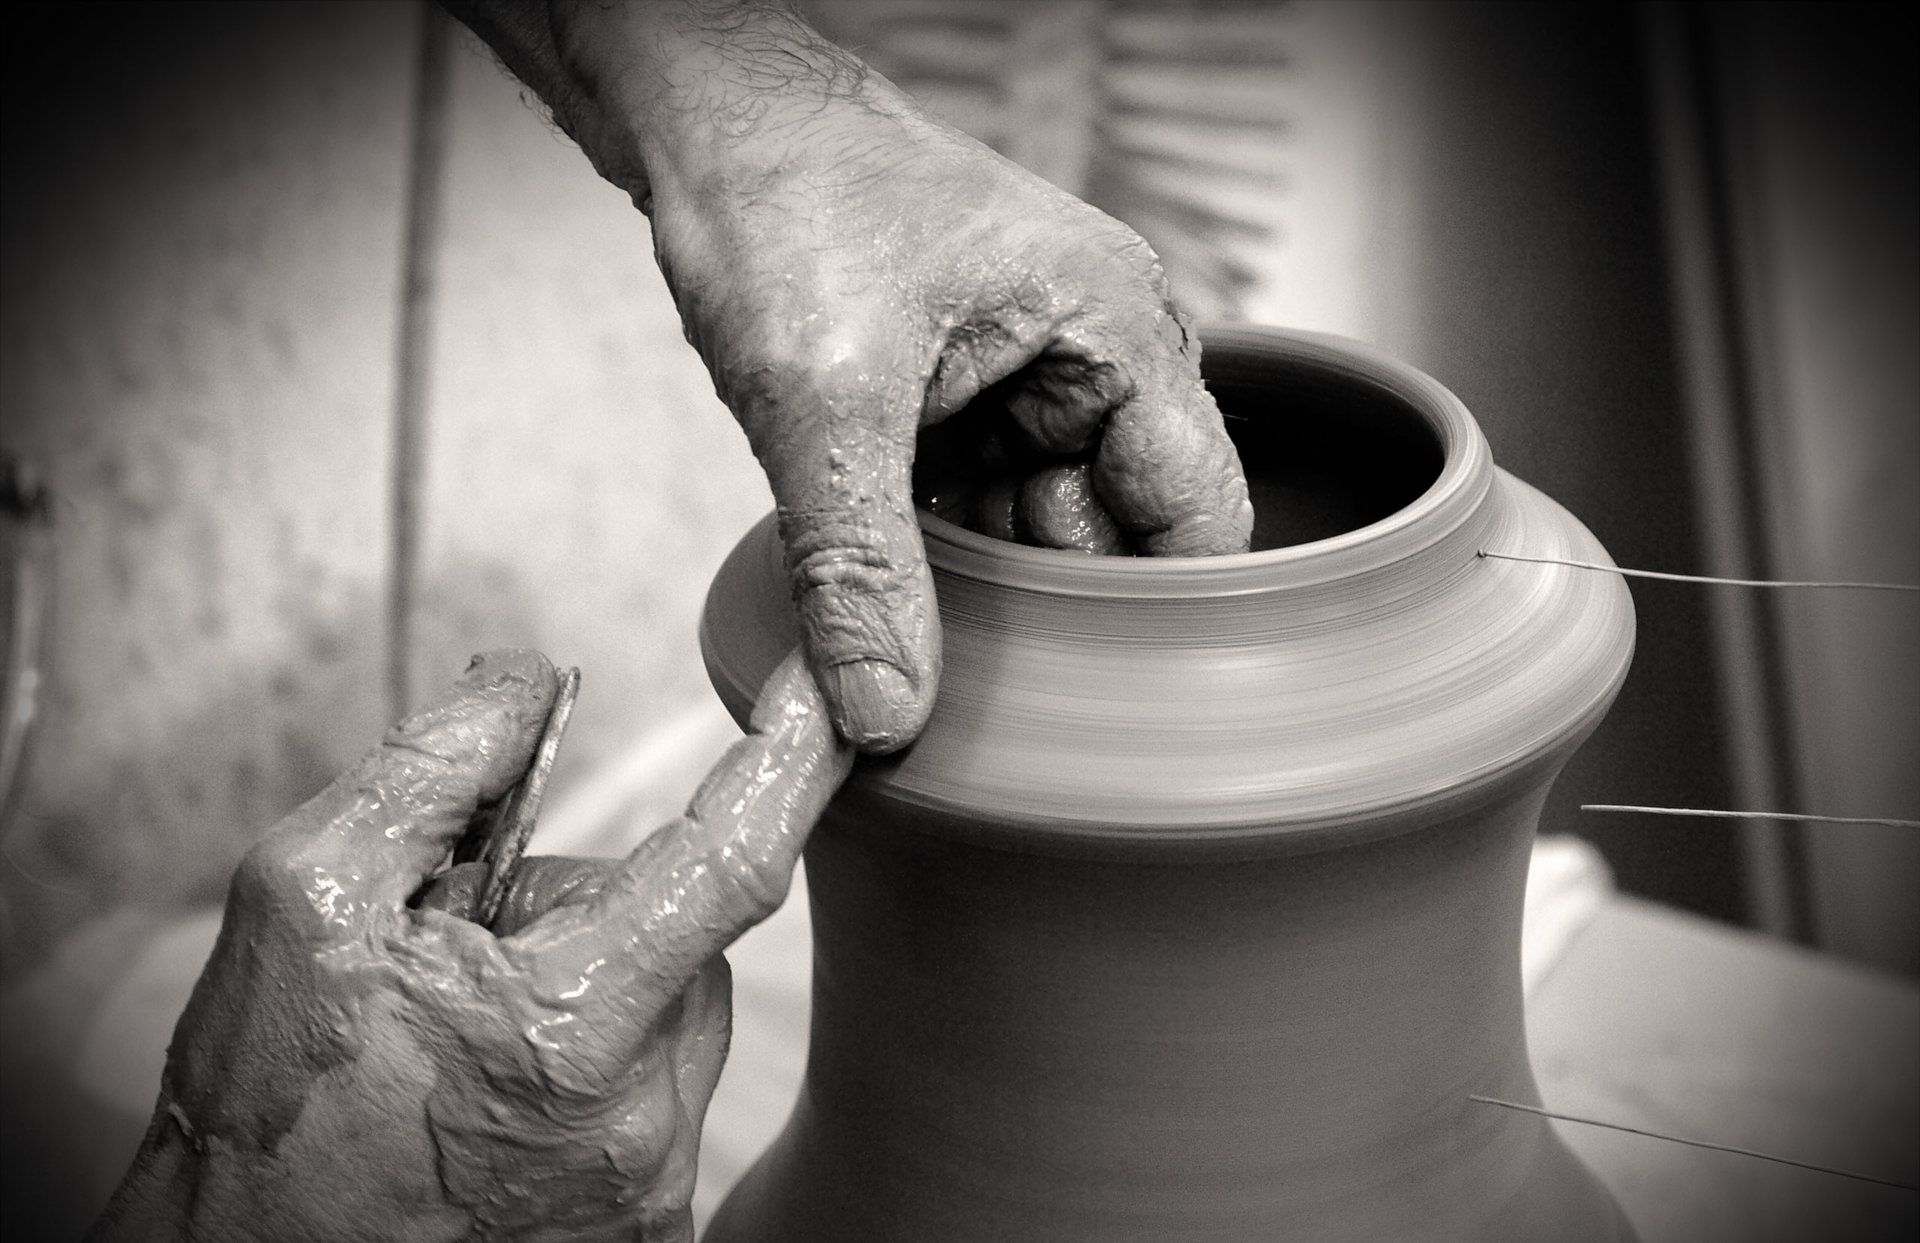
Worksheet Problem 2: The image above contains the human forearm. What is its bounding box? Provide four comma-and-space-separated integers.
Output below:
442, 0, 874, 209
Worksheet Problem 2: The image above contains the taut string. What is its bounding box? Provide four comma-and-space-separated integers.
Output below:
1469, 1095, 1919, 1192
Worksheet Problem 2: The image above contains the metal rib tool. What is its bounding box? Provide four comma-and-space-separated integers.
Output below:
452, 665, 580, 929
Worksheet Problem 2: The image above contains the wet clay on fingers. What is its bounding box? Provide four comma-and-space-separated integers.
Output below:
698, 327, 1640, 1242
95, 651, 852, 1243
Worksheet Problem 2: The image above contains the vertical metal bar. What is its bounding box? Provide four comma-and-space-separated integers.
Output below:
0, 459, 52, 839
1005, 1, 1104, 198
1637, 2, 1810, 940
388, 1, 454, 722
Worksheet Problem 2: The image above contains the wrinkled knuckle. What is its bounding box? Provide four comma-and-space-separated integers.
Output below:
378, 722, 462, 770
792, 543, 900, 602
1016, 352, 1133, 422
231, 833, 311, 910
990, 266, 1066, 327
948, 310, 1025, 360
687, 875, 783, 951
1096, 237, 1180, 321
715, 352, 803, 441
728, 346, 912, 458
532, 1042, 627, 1109
781, 512, 910, 598
1068, 213, 1159, 278
784, 547, 915, 668
929, 313, 1031, 414
714, 852, 793, 928
788, 351, 892, 416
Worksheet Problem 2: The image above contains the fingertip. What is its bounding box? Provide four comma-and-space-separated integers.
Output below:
823, 659, 930, 753
383, 648, 560, 801
1018, 463, 1130, 554
1139, 471, 1254, 556
1140, 513, 1252, 557
746, 653, 860, 804
779, 517, 941, 752
1095, 374, 1255, 559
457, 647, 559, 702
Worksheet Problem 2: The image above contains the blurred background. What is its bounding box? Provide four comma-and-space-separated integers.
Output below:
2, 0, 1915, 1235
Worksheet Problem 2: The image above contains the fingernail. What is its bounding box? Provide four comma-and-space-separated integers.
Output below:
459, 651, 507, 687
825, 660, 918, 753
457, 648, 547, 690
435, 654, 554, 744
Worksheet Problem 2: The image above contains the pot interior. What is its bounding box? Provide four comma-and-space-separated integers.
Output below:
1208, 348, 1447, 552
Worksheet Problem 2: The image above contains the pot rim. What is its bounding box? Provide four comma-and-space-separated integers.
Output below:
917, 325, 1494, 597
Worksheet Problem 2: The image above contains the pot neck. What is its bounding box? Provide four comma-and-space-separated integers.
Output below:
701, 328, 1634, 856
922, 328, 1495, 614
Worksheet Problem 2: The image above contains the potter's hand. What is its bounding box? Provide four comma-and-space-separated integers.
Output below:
444, 0, 1255, 752
93, 649, 852, 1243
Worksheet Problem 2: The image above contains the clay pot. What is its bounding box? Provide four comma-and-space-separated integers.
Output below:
698, 327, 1638, 1242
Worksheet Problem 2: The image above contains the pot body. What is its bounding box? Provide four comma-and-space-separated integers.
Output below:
699, 328, 1637, 1242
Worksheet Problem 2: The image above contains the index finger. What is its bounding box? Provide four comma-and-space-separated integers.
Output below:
504, 649, 852, 1023
1092, 312, 1254, 556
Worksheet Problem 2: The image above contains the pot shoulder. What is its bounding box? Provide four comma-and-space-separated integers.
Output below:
701, 467, 1633, 854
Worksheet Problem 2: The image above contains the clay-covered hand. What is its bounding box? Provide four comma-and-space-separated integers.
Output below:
443, 0, 1255, 752
92, 649, 851, 1243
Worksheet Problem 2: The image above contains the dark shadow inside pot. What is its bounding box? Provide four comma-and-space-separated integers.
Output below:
1205, 345, 1447, 552
913, 335, 1450, 558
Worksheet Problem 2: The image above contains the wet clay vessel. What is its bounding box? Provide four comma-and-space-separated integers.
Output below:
698, 327, 1638, 1241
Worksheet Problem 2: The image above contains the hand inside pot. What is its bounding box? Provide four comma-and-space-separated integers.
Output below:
445, 0, 1255, 753
91, 649, 851, 1243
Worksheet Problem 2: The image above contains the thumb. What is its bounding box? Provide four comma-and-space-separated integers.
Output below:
742, 369, 941, 753
237, 650, 559, 924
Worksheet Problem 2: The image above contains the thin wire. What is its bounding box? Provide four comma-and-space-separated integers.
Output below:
1469, 1096, 1919, 1191
1477, 550, 1920, 593
1584, 804, 1919, 829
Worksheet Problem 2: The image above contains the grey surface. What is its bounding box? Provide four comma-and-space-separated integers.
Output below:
1530, 897, 1920, 1242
